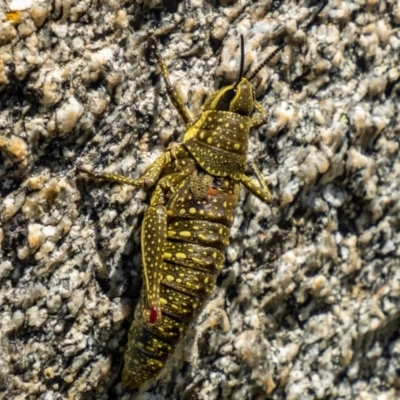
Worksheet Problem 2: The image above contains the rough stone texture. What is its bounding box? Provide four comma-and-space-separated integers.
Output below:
1, 0, 399, 399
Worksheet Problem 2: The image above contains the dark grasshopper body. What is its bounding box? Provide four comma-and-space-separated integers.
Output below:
78, 37, 280, 389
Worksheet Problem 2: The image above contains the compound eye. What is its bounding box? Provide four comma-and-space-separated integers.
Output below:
216, 88, 237, 111
222, 89, 236, 102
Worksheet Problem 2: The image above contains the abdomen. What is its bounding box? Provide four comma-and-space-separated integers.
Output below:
122, 168, 238, 389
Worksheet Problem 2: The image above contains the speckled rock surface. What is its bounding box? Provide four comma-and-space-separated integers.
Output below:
1, 0, 399, 399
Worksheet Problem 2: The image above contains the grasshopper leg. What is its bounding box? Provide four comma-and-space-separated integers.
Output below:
250, 101, 269, 129
76, 152, 171, 189
238, 163, 274, 204
140, 165, 195, 324
141, 204, 167, 325
148, 37, 193, 126
77, 154, 171, 323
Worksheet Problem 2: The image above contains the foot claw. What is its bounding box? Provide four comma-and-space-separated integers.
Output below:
76, 165, 94, 176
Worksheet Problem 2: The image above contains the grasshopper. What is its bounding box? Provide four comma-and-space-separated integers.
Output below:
78, 36, 285, 389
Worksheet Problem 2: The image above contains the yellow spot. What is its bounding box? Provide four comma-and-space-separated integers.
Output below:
193, 225, 199, 230
5, 11, 21, 23
198, 234, 207, 241
179, 231, 191, 237
223, 201, 227, 207
234, 143, 240, 150
163, 252, 172, 258
160, 298, 168, 305
204, 277, 209, 283
171, 304, 178, 309
186, 282, 192, 288
213, 252, 217, 258
189, 207, 196, 214
207, 137, 213, 144
176, 252, 187, 259
166, 275, 174, 282
179, 209, 186, 215
240, 123, 244, 129
168, 230, 176, 236
199, 210, 204, 215
200, 132, 205, 139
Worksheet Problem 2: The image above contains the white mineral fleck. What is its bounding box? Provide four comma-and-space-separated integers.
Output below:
6, 0, 32, 11
26, 306, 48, 327
27, 223, 43, 250
56, 97, 84, 134
46, 292, 62, 313
322, 183, 346, 207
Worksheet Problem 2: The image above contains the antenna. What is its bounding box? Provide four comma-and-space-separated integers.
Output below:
246, 0, 328, 82
247, 43, 286, 82
235, 35, 245, 88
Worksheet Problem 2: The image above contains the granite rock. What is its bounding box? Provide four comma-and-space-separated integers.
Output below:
1, 0, 399, 399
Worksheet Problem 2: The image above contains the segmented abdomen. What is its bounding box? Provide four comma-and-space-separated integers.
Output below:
122, 167, 238, 389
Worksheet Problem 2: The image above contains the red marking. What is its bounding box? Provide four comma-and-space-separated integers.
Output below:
149, 306, 158, 324
207, 187, 218, 196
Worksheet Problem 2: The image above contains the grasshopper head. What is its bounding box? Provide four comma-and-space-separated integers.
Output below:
201, 36, 286, 119
201, 78, 254, 117
202, 35, 254, 117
